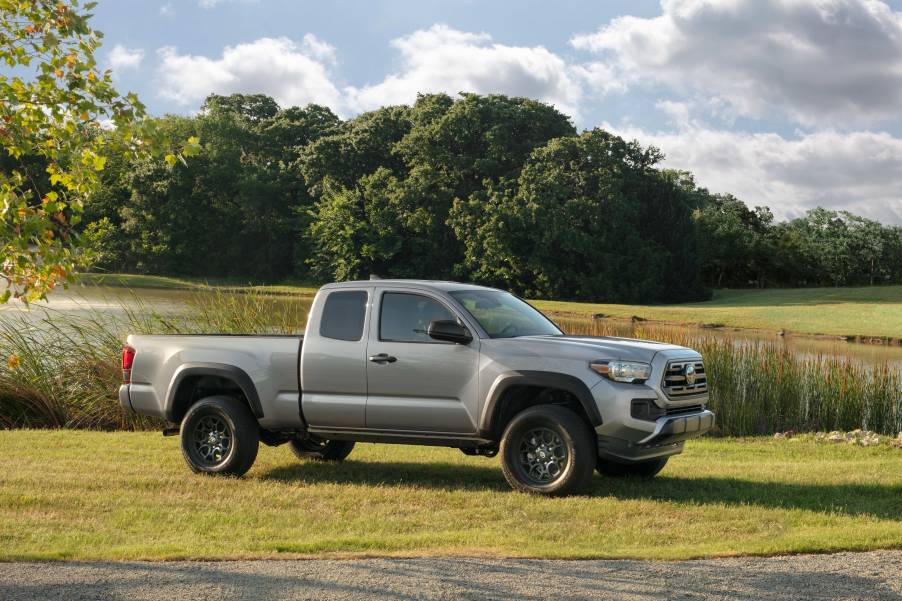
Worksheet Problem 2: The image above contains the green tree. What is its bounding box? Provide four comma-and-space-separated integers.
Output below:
0, 0, 192, 301
451, 129, 703, 302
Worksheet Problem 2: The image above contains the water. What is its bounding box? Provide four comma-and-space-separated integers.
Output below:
4, 284, 901, 367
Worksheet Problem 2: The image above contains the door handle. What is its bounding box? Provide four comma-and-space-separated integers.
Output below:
369, 353, 397, 364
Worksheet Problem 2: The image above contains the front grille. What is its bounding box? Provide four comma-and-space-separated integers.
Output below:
662, 359, 708, 398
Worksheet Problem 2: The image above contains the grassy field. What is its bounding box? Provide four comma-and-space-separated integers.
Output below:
534, 286, 902, 340
1, 431, 900, 561
77, 273, 902, 339
76, 273, 319, 296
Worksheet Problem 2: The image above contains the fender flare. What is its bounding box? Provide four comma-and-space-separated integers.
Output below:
165, 362, 263, 421
478, 370, 602, 437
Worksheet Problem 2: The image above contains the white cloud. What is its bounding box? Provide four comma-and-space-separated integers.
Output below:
159, 3, 175, 17
572, 0, 902, 127
156, 36, 343, 111
300, 33, 337, 65
346, 24, 584, 118
107, 45, 144, 71
611, 122, 902, 224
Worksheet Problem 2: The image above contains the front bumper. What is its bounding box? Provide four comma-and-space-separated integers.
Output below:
637, 410, 715, 446
596, 409, 715, 463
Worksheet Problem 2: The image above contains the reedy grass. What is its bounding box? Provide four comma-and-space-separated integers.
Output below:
0, 295, 898, 435
558, 318, 902, 436
0, 290, 307, 430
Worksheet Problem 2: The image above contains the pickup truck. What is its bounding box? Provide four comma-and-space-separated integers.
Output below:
119, 280, 714, 495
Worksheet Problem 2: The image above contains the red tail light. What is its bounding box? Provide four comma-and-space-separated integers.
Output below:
122, 345, 135, 383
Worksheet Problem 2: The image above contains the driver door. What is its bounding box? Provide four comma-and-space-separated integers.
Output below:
365, 289, 480, 434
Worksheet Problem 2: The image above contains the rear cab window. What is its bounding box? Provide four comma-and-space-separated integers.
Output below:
320, 290, 368, 341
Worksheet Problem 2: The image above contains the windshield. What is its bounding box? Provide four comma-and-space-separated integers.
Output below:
450, 290, 563, 339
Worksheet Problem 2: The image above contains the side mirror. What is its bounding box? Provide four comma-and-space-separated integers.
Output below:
427, 320, 473, 344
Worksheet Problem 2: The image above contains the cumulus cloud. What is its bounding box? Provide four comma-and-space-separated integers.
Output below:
156, 36, 343, 111
346, 24, 584, 118
572, 0, 902, 126
611, 123, 902, 224
107, 45, 144, 71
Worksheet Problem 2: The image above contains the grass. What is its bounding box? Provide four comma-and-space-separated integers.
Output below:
1, 291, 899, 434
76, 272, 319, 297
0, 431, 900, 561
78, 273, 902, 339
533, 286, 902, 339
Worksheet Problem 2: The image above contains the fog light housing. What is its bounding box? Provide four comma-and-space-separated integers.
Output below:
630, 398, 666, 421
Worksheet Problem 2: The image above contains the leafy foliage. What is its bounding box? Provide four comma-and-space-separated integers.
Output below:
0, 0, 193, 301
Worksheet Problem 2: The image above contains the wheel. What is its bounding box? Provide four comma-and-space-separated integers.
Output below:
499, 405, 596, 496
289, 437, 355, 461
596, 456, 669, 478
180, 396, 259, 476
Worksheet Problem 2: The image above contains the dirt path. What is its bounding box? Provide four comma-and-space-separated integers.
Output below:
1, 551, 899, 600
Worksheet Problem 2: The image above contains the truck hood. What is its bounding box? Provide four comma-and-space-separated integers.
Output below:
512, 335, 692, 363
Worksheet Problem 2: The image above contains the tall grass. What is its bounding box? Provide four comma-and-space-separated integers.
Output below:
0, 290, 307, 430
0, 296, 898, 434
558, 317, 902, 436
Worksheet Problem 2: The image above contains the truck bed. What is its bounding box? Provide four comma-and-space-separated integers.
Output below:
123, 334, 304, 430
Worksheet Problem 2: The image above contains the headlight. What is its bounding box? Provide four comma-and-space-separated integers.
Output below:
590, 360, 651, 383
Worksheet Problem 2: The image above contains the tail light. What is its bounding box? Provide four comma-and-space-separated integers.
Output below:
122, 345, 135, 384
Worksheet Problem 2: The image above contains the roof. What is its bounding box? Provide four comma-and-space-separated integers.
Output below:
320, 279, 500, 293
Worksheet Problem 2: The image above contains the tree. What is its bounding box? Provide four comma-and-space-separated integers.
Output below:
0, 0, 192, 301
694, 193, 774, 288
451, 129, 704, 303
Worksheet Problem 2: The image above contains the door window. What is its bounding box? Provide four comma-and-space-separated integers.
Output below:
320, 290, 367, 341
379, 292, 456, 343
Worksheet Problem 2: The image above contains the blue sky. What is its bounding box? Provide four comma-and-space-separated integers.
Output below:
92, 0, 902, 223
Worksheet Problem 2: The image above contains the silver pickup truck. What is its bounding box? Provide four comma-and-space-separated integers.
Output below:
119, 280, 713, 495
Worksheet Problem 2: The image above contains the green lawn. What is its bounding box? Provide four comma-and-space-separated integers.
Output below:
78, 273, 902, 339
76, 273, 319, 296
1, 431, 900, 561
532, 286, 902, 339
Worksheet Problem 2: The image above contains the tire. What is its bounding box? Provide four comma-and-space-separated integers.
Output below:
499, 405, 596, 496
596, 456, 668, 478
289, 438, 355, 462
180, 396, 259, 476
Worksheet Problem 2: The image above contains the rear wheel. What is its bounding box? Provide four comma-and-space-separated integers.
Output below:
289, 437, 355, 462
180, 396, 259, 476
499, 405, 596, 496
596, 456, 668, 478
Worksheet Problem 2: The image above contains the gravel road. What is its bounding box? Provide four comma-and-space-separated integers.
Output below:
1, 551, 899, 600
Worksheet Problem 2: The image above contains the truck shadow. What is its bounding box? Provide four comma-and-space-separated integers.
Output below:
258, 461, 902, 520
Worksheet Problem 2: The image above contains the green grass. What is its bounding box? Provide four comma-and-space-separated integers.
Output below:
1, 431, 900, 561
532, 286, 902, 339
76, 273, 318, 296
78, 274, 902, 338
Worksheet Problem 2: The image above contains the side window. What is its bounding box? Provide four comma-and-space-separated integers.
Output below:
320, 290, 367, 341
380, 292, 456, 343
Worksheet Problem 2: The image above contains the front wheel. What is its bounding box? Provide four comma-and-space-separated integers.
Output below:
289, 438, 355, 462
596, 456, 669, 478
180, 396, 259, 476
499, 405, 596, 496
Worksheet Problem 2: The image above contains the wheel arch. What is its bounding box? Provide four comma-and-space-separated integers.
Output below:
165, 363, 263, 423
478, 370, 602, 439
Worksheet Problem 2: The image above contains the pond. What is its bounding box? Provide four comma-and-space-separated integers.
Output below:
3, 284, 902, 368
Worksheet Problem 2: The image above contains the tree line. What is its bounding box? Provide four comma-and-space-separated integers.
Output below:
79, 92, 902, 302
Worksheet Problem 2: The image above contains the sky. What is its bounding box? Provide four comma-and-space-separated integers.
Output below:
92, 0, 902, 224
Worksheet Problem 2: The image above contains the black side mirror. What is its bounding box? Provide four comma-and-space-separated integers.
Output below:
427, 320, 472, 344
